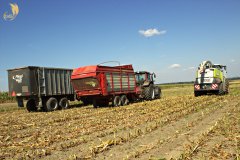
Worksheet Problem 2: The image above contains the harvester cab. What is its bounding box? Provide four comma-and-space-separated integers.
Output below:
194, 60, 229, 96
135, 71, 161, 100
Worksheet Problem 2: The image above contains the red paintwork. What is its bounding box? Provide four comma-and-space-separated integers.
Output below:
71, 64, 137, 99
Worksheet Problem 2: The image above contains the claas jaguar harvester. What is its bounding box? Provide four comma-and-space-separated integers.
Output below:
194, 60, 229, 96
71, 64, 161, 107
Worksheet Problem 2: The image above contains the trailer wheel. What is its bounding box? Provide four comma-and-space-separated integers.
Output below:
120, 95, 129, 106
82, 98, 92, 106
59, 98, 69, 109
99, 101, 109, 107
26, 99, 38, 112
46, 97, 58, 111
113, 96, 121, 107
93, 99, 99, 108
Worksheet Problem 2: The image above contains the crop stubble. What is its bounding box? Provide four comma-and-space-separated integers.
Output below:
0, 82, 239, 159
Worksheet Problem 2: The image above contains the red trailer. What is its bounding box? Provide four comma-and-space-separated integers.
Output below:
71, 64, 137, 107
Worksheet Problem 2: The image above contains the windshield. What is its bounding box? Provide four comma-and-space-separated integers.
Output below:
135, 74, 145, 83
72, 78, 99, 91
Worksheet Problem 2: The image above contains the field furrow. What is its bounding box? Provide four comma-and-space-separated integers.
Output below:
0, 81, 239, 159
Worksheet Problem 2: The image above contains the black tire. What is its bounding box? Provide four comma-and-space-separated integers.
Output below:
82, 98, 91, 106
143, 84, 155, 100
113, 96, 121, 107
225, 79, 229, 94
93, 99, 109, 108
46, 97, 58, 112
194, 91, 201, 97
99, 101, 109, 107
155, 87, 161, 99
218, 83, 224, 95
93, 99, 98, 108
26, 99, 38, 112
120, 95, 129, 106
59, 98, 69, 109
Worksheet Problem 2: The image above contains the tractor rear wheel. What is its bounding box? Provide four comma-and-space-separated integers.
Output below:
26, 99, 38, 112
143, 84, 155, 100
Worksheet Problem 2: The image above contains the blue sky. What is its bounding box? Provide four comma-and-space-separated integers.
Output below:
0, 0, 240, 91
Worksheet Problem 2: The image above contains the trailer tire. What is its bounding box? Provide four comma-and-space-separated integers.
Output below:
93, 99, 99, 108
99, 101, 109, 107
120, 95, 129, 106
143, 84, 155, 100
113, 96, 121, 107
26, 99, 38, 112
82, 98, 91, 106
46, 97, 58, 111
59, 98, 69, 109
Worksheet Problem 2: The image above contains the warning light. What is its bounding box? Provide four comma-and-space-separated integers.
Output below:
12, 91, 16, 96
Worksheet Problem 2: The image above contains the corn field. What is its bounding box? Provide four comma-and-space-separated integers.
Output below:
0, 92, 15, 103
0, 81, 239, 159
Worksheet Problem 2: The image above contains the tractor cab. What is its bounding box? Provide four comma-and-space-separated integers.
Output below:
134, 71, 161, 100
135, 71, 156, 86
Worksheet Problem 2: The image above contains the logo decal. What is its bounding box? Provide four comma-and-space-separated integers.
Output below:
3, 3, 19, 21
13, 74, 23, 83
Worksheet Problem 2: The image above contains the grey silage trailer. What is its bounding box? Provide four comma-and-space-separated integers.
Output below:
8, 66, 75, 112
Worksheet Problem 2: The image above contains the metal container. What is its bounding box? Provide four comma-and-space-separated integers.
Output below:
8, 66, 74, 97
8, 66, 75, 111
71, 64, 137, 107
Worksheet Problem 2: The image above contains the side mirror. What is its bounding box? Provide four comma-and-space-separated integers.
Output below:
153, 73, 156, 78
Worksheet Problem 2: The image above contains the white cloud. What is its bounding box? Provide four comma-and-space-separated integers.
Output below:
230, 59, 236, 63
139, 28, 166, 37
169, 64, 181, 69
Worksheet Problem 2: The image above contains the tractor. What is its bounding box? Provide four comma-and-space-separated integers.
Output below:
135, 71, 162, 100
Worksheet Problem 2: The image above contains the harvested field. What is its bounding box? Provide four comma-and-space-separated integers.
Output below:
0, 80, 239, 159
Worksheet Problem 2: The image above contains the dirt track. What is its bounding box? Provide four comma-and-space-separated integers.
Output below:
0, 84, 239, 159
